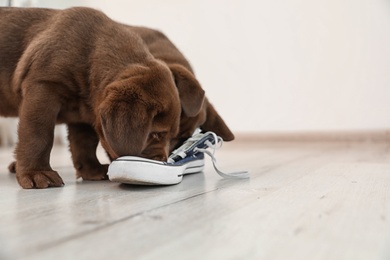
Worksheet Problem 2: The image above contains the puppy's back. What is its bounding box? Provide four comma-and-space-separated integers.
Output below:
0, 8, 57, 68
0, 8, 58, 116
126, 25, 194, 73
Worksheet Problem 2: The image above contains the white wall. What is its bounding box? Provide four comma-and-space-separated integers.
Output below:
6, 0, 390, 133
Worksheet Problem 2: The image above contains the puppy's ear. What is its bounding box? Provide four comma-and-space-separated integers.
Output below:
169, 64, 205, 117
98, 85, 154, 157
100, 101, 151, 157
202, 101, 235, 141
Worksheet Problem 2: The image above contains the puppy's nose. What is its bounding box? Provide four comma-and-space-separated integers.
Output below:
151, 155, 167, 162
144, 151, 167, 162
141, 148, 168, 162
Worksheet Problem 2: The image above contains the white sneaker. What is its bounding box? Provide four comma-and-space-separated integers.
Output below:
108, 153, 205, 185
108, 130, 249, 185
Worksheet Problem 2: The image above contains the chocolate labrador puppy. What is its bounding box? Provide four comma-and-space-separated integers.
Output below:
0, 7, 205, 188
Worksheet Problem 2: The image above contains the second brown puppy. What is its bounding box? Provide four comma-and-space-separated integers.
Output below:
126, 25, 235, 149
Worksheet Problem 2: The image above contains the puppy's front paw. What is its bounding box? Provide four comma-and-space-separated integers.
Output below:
77, 164, 109, 181
16, 170, 64, 189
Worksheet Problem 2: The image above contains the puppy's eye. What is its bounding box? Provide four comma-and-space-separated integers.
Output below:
150, 132, 166, 140
151, 133, 160, 140
150, 132, 161, 140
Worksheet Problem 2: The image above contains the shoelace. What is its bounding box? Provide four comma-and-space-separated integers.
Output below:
168, 131, 250, 179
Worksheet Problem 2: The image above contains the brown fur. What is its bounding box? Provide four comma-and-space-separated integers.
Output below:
0, 7, 234, 189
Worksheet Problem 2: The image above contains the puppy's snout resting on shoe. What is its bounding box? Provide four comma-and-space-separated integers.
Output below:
0, 7, 234, 189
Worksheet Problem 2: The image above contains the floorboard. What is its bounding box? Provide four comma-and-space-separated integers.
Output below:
0, 141, 389, 260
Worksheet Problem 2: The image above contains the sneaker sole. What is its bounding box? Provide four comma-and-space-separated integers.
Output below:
108, 156, 204, 185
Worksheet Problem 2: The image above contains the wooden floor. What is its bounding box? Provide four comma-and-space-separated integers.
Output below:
1, 141, 390, 260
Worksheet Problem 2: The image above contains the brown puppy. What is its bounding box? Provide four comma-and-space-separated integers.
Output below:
125, 25, 235, 150
0, 7, 204, 188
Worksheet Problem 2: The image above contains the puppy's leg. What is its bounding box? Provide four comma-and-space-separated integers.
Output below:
67, 123, 108, 181
15, 91, 64, 189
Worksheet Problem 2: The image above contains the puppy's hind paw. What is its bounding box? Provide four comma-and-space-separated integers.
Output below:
8, 161, 16, 173
16, 170, 64, 189
77, 164, 109, 181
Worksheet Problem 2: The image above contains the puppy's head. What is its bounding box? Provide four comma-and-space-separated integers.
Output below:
169, 64, 235, 151
96, 61, 181, 161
